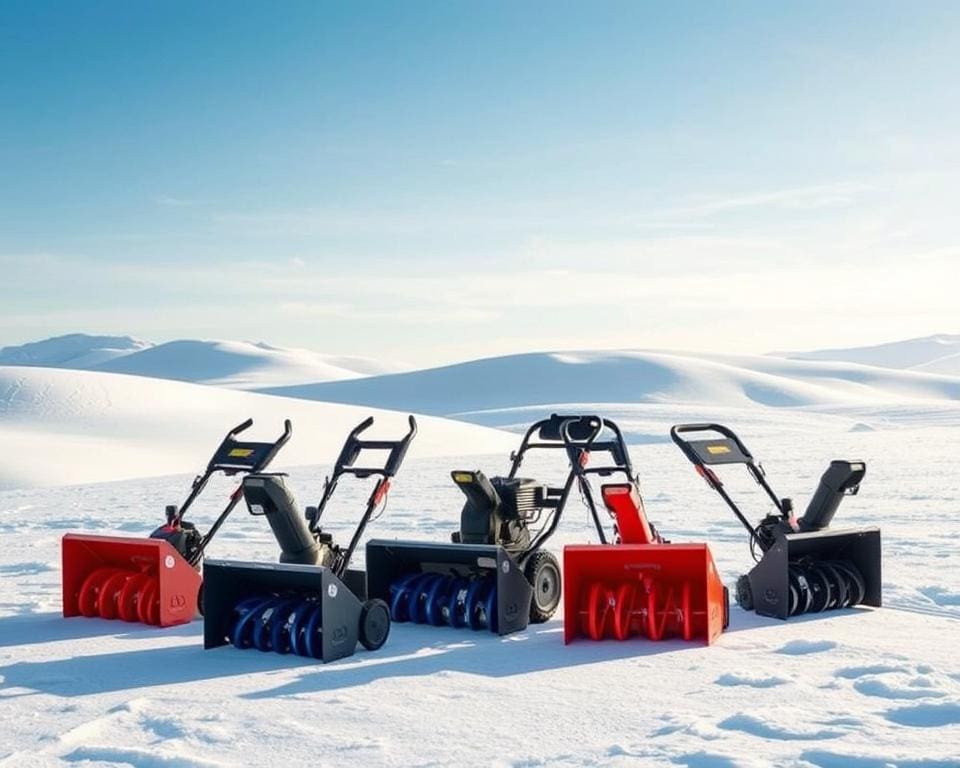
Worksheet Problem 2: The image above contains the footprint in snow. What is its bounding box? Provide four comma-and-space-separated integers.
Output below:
800, 748, 960, 768
853, 678, 946, 701
776, 639, 837, 656
834, 664, 907, 679
717, 713, 843, 741
884, 701, 960, 728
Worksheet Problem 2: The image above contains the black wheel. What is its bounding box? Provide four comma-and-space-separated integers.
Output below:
359, 598, 391, 651
735, 574, 753, 611
524, 550, 561, 623
197, 582, 204, 617
722, 586, 730, 629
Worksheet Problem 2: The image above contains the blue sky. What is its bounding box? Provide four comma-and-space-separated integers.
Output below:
1, 1, 958, 365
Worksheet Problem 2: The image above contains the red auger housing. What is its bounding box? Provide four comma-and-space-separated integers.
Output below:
562, 417, 727, 645
61, 419, 292, 627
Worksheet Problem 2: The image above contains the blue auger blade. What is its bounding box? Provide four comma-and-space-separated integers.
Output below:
303, 603, 325, 659
268, 598, 301, 654
289, 601, 318, 657
403, 573, 438, 624
464, 579, 488, 631
230, 596, 275, 649
388, 573, 423, 622
424, 575, 454, 626
410, 574, 446, 624
446, 578, 469, 628
252, 598, 289, 651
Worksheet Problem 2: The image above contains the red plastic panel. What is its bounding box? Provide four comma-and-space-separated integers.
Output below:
61, 534, 201, 627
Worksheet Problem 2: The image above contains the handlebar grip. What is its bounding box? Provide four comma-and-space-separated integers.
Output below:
228, 418, 255, 438
279, 419, 293, 444
350, 416, 375, 439
405, 415, 418, 441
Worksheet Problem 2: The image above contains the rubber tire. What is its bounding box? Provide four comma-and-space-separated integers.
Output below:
524, 550, 561, 624
359, 598, 391, 651
735, 575, 753, 611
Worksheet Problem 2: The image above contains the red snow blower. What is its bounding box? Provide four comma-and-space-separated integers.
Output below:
61, 419, 291, 627
562, 417, 727, 645
671, 423, 881, 620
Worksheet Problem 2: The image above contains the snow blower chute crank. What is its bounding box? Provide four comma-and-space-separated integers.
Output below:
671, 423, 881, 620
203, 415, 418, 662
562, 416, 727, 645
61, 418, 292, 627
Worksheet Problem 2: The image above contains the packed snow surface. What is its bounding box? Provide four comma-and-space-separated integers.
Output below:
1, 404, 958, 767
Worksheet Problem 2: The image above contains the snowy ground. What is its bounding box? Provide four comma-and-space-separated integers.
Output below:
1, 405, 959, 767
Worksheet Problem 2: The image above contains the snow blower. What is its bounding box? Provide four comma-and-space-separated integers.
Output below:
62, 418, 292, 627
671, 423, 881, 620
562, 416, 728, 645
366, 414, 624, 636
202, 415, 417, 663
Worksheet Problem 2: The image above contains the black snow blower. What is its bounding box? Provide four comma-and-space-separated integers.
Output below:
62, 418, 291, 627
366, 414, 619, 636
203, 415, 418, 663
671, 423, 881, 620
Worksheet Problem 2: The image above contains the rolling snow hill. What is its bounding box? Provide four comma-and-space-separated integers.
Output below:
784, 333, 960, 371
260, 349, 960, 422
0, 335, 404, 390
0, 366, 514, 489
0, 334, 151, 369
93, 339, 405, 389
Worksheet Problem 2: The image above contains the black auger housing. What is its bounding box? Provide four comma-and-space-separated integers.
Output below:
203, 416, 418, 662
671, 423, 881, 620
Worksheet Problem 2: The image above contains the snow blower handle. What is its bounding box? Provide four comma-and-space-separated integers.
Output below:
320, 415, 419, 576
670, 422, 787, 550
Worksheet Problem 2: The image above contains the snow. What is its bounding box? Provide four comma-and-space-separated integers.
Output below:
261, 349, 960, 421
1, 402, 959, 767
784, 334, 960, 371
1, 339, 959, 766
0, 334, 152, 369
94, 339, 405, 390
0, 366, 514, 489
0, 335, 405, 390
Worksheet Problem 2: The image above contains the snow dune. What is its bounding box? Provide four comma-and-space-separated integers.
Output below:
0, 366, 514, 489
785, 333, 960, 371
261, 349, 960, 419
0, 334, 405, 390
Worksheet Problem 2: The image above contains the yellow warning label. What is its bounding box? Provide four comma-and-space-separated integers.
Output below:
706, 444, 731, 455
452, 471, 474, 484
228, 448, 255, 458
